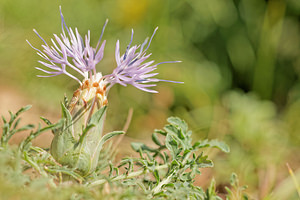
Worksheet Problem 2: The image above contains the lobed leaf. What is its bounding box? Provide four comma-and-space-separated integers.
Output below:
167, 117, 188, 133
193, 139, 230, 153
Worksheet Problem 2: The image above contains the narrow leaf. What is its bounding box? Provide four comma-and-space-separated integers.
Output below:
155, 129, 167, 136
13, 118, 21, 129
78, 123, 95, 144
61, 102, 72, 121
88, 106, 107, 125
40, 117, 53, 126
15, 124, 35, 132
154, 169, 160, 183
8, 111, 15, 125
16, 105, 32, 117
152, 132, 162, 146
96, 131, 124, 153
1, 115, 7, 124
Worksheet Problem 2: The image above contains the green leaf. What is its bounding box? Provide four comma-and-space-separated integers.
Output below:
193, 139, 230, 153
183, 149, 191, 158
167, 117, 188, 133
130, 142, 157, 152
178, 129, 185, 140
164, 183, 175, 187
165, 134, 179, 158
13, 118, 21, 129
1, 115, 7, 124
15, 105, 32, 117
2, 123, 9, 135
8, 111, 15, 124
97, 131, 124, 152
63, 94, 69, 107
164, 124, 191, 150
152, 133, 162, 146
153, 191, 167, 197
20, 121, 63, 152
164, 124, 180, 138
78, 123, 95, 144
163, 152, 169, 162
15, 124, 35, 132
88, 106, 107, 125
180, 172, 192, 181
230, 173, 238, 186
206, 178, 223, 200
153, 169, 160, 183
137, 182, 147, 193
155, 129, 167, 136
196, 155, 214, 168
40, 117, 52, 126
44, 166, 84, 183
5, 124, 35, 144
131, 142, 144, 152
60, 102, 72, 129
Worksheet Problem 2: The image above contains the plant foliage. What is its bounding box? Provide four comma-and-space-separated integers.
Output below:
0, 106, 233, 199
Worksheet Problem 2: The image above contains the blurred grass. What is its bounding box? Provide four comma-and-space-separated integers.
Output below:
1, 0, 300, 198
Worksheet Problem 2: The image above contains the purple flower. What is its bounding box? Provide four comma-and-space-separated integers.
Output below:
102, 28, 182, 93
27, 6, 107, 85
28, 7, 181, 93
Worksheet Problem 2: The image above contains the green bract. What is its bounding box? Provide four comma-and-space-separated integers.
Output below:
50, 102, 123, 176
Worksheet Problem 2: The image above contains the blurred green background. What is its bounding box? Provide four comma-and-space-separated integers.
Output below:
1, 0, 300, 199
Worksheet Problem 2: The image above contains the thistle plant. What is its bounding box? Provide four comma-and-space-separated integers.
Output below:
27, 7, 181, 176
0, 6, 235, 199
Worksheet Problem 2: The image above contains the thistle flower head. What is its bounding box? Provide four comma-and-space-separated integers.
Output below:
28, 7, 181, 95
